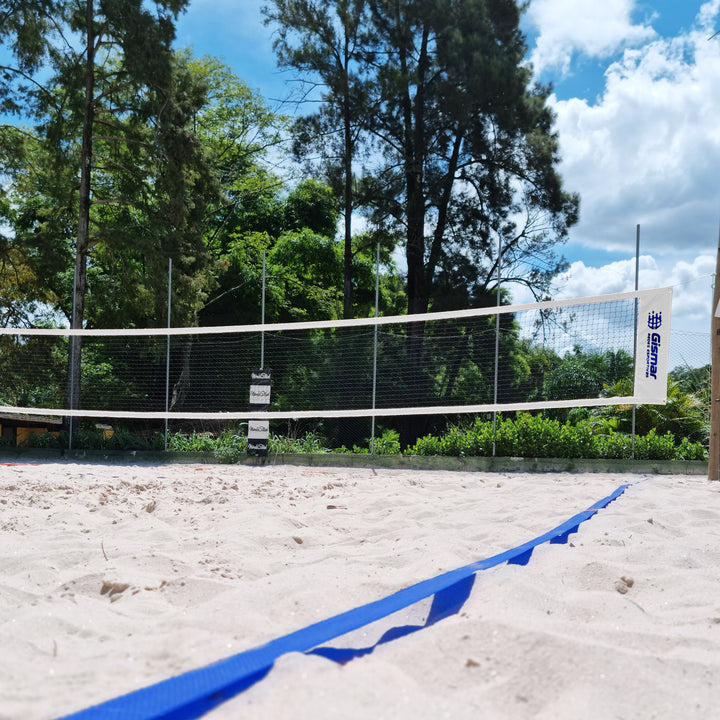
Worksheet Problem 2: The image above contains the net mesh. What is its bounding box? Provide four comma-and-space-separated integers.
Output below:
0, 289, 671, 432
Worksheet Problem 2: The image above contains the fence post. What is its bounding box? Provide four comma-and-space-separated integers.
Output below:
164, 258, 172, 451
492, 234, 501, 456
709, 224, 720, 480
632, 224, 639, 459
261, 250, 266, 369
371, 244, 380, 454
68, 267, 78, 451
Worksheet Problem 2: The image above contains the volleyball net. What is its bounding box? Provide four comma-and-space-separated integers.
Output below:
0, 287, 672, 439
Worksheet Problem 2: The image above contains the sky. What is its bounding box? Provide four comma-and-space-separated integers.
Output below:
173, 0, 720, 359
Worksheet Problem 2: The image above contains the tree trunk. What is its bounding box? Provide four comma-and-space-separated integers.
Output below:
426, 131, 462, 288
342, 38, 353, 319
65, 0, 95, 434
404, 24, 429, 318
398, 23, 430, 448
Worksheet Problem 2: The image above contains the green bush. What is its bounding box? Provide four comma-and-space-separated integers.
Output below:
23, 430, 62, 449
167, 431, 216, 452
410, 433, 445, 456
596, 431, 633, 459
14, 413, 707, 462
214, 445, 242, 463
632, 429, 676, 461
406, 413, 706, 461
270, 431, 326, 454
373, 428, 401, 455
676, 436, 707, 461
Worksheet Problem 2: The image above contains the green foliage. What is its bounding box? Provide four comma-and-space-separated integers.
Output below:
267, 229, 344, 321
270, 431, 327, 454
631, 429, 676, 461
263, 0, 375, 316
167, 431, 217, 452
283, 179, 339, 238
265, 0, 578, 335
543, 348, 633, 402
675, 436, 708, 461
407, 413, 706, 462
21, 430, 61, 449
593, 378, 709, 444
0, 336, 65, 408
13, 412, 708, 463
373, 428, 401, 455
1, 3, 217, 332
21, 424, 161, 451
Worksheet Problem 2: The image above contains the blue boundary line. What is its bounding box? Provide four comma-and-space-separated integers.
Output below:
58, 482, 633, 720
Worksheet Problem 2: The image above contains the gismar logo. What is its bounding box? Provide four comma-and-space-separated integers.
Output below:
648, 311, 662, 330
645, 311, 662, 379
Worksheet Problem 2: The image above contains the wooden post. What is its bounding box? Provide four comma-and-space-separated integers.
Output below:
708, 224, 720, 480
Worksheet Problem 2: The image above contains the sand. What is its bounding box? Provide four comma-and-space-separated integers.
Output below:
1, 461, 720, 719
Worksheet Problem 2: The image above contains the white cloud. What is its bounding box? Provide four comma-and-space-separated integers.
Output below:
552, 256, 660, 297
553, 252, 714, 298
699, 0, 720, 30
508, 253, 712, 367
527, 0, 655, 74
549, 3, 720, 258
526, 253, 713, 366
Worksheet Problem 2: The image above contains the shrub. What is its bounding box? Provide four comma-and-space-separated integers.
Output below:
633, 429, 676, 461
373, 428, 401, 455
409, 433, 445, 456
23, 430, 62, 449
270, 431, 326, 454
167, 431, 216, 452
596, 431, 633, 459
406, 413, 706, 462
14, 413, 707, 462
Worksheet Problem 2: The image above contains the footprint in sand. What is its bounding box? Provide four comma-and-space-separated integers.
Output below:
100, 581, 130, 602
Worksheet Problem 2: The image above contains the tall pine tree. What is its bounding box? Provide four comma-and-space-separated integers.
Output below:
266, 0, 578, 444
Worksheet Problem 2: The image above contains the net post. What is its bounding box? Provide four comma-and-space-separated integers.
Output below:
260, 251, 266, 369
492, 234, 501, 457
164, 258, 172, 452
631, 224, 639, 459
68, 265, 78, 451
709, 224, 720, 480
371, 243, 380, 455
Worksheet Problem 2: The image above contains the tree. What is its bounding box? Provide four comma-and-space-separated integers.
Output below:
374, 0, 578, 444
184, 54, 286, 252
543, 347, 634, 403
263, 0, 376, 318
265, 0, 578, 444
0, 1, 217, 419
0, 1, 60, 116
362, 0, 577, 316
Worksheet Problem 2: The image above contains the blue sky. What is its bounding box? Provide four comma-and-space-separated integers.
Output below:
175, 0, 720, 348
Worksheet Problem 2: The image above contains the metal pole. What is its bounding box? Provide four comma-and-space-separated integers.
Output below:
492, 234, 501, 456
260, 250, 266, 369
371, 243, 380, 454
632, 224, 639, 458
708, 222, 720, 480
164, 258, 172, 451
68, 267, 78, 451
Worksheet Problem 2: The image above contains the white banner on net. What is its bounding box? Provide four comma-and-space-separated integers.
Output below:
633, 285, 673, 405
